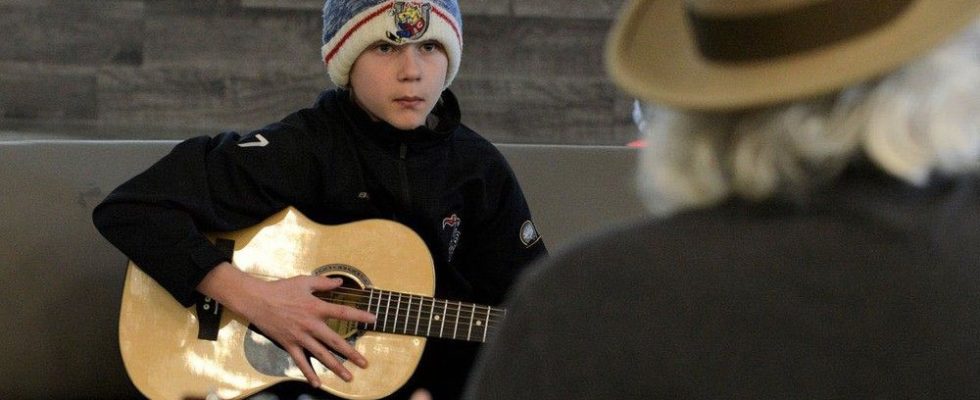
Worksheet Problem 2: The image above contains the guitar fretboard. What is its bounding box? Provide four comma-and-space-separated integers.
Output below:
321, 287, 505, 343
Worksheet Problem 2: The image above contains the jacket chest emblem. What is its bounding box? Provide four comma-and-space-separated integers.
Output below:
442, 213, 461, 262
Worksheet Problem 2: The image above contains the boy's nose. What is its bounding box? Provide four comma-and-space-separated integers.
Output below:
398, 49, 423, 81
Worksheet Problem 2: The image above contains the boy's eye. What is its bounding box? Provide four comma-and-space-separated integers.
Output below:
421, 42, 441, 52
376, 43, 395, 53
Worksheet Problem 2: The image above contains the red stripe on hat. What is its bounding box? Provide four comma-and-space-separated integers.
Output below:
324, 3, 394, 64
324, 2, 462, 65
431, 5, 462, 46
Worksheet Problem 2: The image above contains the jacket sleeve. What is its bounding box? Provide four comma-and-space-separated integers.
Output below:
92, 125, 318, 306
457, 151, 549, 305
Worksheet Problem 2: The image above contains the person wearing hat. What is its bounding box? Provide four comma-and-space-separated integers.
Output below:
464, 0, 980, 398
93, 0, 547, 398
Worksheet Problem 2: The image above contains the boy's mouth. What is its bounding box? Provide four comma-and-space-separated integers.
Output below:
394, 96, 425, 108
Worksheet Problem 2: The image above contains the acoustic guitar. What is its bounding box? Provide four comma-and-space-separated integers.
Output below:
118, 207, 504, 400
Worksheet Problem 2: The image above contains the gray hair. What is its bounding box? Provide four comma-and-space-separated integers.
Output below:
636, 20, 980, 217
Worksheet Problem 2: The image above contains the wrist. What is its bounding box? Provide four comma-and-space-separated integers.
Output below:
196, 262, 259, 314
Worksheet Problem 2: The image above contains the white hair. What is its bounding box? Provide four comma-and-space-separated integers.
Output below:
637, 20, 980, 217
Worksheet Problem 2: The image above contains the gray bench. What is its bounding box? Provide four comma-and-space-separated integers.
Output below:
0, 140, 646, 398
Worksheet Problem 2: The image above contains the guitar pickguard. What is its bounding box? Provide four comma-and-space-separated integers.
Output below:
243, 325, 361, 377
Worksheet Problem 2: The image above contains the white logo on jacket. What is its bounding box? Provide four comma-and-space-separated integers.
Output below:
238, 134, 269, 148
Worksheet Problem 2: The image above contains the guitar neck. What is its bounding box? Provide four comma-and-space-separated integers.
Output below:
321, 287, 505, 343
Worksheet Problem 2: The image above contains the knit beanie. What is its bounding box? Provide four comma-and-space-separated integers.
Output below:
321, 0, 463, 89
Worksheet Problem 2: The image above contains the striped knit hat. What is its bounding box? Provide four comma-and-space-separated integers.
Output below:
321, 0, 463, 89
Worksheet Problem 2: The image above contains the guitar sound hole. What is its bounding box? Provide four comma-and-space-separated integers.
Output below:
324, 277, 364, 340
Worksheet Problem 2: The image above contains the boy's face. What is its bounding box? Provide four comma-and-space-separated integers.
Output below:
350, 41, 448, 130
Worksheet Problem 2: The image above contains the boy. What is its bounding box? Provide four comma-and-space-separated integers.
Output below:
93, 0, 547, 398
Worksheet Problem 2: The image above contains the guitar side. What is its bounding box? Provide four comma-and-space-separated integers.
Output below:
118, 208, 436, 400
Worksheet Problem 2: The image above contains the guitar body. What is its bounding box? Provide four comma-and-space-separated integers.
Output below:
119, 207, 435, 400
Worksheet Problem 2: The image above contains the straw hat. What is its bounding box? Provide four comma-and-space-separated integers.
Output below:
606, 0, 980, 111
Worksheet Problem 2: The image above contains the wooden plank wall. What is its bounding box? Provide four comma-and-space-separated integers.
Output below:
0, 0, 637, 144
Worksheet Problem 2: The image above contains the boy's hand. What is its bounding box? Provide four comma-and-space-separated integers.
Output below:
197, 262, 377, 387
411, 389, 433, 400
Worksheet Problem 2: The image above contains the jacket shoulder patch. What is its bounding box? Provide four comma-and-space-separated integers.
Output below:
520, 220, 541, 247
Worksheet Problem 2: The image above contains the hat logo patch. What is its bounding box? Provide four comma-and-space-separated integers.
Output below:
520, 220, 541, 247
388, 1, 431, 43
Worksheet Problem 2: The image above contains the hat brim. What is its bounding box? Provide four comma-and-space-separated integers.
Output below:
606, 0, 980, 111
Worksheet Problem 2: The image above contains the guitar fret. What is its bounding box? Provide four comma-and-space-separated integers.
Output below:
466, 303, 475, 341
427, 298, 435, 337
452, 301, 461, 340
394, 292, 402, 334
365, 288, 376, 330
383, 291, 392, 332
413, 294, 422, 336
439, 300, 447, 338
374, 289, 384, 331
482, 304, 491, 342
403, 294, 412, 334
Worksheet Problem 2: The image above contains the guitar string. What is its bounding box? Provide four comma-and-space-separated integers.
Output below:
318, 289, 508, 330
337, 320, 502, 341
308, 287, 507, 341
318, 300, 507, 324
247, 276, 506, 320
323, 297, 504, 338
321, 296, 507, 325
315, 298, 505, 341
321, 287, 507, 319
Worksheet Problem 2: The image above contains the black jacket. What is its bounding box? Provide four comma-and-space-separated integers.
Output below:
466, 165, 980, 399
93, 89, 547, 399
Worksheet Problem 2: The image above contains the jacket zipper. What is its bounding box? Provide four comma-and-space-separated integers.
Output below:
398, 143, 412, 211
